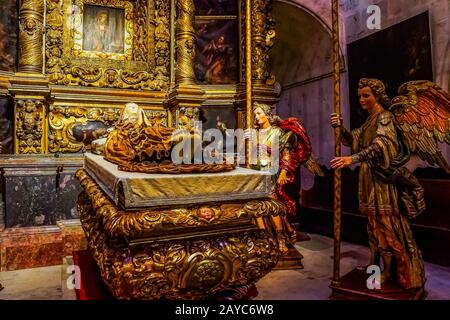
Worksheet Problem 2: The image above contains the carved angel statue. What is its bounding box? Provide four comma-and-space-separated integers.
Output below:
217, 102, 324, 254
331, 78, 450, 290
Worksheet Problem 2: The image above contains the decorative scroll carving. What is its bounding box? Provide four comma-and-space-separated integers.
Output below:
251, 0, 275, 84
48, 106, 167, 153
45, 0, 170, 90
76, 170, 280, 299
154, 0, 171, 83
144, 110, 168, 127
177, 106, 199, 128
46, 0, 64, 78
15, 99, 45, 153
18, 0, 45, 73
133, 0, 149, 62
240, 0, 247, 83
175, 0, 196, 84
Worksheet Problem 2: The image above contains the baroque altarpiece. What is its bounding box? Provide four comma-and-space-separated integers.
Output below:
0, 0, 283, 299
0, 0, 278, 155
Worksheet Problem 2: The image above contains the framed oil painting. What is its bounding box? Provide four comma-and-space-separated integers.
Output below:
0, 98, 14, 154
82, 4, 125, 54
47, 0, 169, 90
195, 19, 238, 84
0, 0, 17, 72
194, 0, 238, 16
347, 11, 433, 129
72, 0, 133, 61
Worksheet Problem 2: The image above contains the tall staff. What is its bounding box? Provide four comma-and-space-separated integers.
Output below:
331, 0, 342, 287
245, 0, 252, 167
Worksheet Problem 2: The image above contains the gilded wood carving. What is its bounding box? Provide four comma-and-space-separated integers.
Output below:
175, 0, 196, 84
48, 106, 167, 153
251, 0, 275, 84
45, 0, 170, 89
15, 99, 45, 153
19, 0, 45, 73
76, 169, 280, 299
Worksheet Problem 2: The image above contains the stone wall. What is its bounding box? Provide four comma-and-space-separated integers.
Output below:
271, 0, 450, 175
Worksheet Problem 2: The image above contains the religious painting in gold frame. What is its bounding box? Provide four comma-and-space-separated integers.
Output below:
72, 1, 133, 60
46, 0, 171, 90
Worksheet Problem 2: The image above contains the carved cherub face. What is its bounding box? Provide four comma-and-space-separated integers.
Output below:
198, 207, 215, 221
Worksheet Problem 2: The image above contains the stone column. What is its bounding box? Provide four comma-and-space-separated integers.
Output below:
18, 0, 45, 74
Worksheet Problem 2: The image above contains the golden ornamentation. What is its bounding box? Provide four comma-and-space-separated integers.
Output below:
251, 0, 275, 84
115, 162, 236, 174
18, 0, 44, 73
133, 0, 149, 63
175, 0, 196, 84
48, 106, 119, 153
76, 169, 280, 299
71, 0, 133, 61
48, 106, 167, 153
177, 106, 199, 128
77, 169, 250, 238
154, 0, 171, 82
46, 0, 170, 90
243, 198, 287, 219
240, 0, 247, 83
15, 99, 45, 154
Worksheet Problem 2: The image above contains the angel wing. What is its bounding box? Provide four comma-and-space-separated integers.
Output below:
390, 80, 450, 173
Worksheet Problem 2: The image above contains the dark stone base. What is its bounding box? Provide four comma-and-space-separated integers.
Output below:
0, 155, 84, 228
330, 268, 426, 300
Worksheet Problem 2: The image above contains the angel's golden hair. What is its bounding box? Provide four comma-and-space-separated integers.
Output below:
358, 78, 391, 107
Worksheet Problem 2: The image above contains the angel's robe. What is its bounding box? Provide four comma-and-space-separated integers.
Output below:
342, 110, 425, 289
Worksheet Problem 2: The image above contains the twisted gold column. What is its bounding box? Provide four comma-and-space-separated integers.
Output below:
18, 0, 44, 74
175, 0, 196, 85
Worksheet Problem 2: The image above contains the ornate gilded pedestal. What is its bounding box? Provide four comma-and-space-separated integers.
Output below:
76, 154, 284, 300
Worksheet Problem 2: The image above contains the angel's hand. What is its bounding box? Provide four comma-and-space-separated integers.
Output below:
330, 113, 342, 128
330, 156, 352, 169
277, 170, 288, 186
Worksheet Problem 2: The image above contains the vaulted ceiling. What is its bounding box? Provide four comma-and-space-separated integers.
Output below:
269, 1, 333, 87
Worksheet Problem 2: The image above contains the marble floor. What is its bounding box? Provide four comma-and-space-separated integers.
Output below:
0, 234, 449, 300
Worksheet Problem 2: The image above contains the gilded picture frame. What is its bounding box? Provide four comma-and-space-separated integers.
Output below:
46, 0, 170, 90
72, 0, 133, 61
